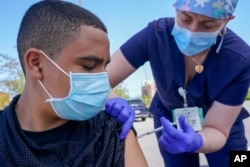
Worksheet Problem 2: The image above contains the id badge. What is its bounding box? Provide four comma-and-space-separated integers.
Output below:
172, 107, 204, 131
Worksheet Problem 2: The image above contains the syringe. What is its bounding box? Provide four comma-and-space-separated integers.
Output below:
137, 122, 176, 139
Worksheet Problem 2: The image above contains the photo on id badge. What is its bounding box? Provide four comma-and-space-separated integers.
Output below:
172, 107, 204, 131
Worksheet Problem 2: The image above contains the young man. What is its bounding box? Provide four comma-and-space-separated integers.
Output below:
0, 1, 147, 166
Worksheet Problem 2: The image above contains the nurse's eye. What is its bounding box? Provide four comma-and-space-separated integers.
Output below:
202, 24, 213, 30
178, 12, 192, 23
201, 23, 221, 31
181, 17, 191, 22
179, 15, 191, 23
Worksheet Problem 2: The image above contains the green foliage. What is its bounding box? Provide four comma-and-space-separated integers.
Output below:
0, 92, 10, 110
141, 95, 151, 107
246, 90, 250, 100
0, 53, 24, 97
113, 82, 130, 99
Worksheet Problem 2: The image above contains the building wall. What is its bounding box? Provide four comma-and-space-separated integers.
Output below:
141, 81, 156, 101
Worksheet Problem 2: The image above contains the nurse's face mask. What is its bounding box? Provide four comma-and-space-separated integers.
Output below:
172, 0, 236, 55
171, 22, 221, 56
38, 50, 110, 121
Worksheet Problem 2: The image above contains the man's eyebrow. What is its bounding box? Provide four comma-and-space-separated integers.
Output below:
77, 55, 110, 64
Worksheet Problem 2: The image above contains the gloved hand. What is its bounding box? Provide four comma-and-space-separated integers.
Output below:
105, 97, 135, 139
159, 115, 203, 154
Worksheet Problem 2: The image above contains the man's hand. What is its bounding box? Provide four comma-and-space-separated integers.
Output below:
159, 115, 203, 154
105, 98, 135, 139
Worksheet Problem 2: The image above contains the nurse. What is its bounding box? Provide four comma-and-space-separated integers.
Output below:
107, 0, 250, 166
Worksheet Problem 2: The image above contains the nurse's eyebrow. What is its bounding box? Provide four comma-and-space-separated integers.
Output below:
181, 11, 192, 18
181, 11, 218, 22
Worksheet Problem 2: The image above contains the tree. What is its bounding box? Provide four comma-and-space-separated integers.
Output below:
142, 95, 151, 107
113, 82, 130, 99
0, 53, 24, 97
0, 92, 10, 110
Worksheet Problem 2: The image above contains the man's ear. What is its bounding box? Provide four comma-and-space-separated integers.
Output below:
23, 48, 43, 80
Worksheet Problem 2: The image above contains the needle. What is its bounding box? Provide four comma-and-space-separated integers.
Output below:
137, 122, 176, 139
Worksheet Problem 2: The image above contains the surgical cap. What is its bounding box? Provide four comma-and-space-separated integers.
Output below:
173, 0, 238, 19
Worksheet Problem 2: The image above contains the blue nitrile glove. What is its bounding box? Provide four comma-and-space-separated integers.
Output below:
105, 97, 135, 139
159, 115, 203, 154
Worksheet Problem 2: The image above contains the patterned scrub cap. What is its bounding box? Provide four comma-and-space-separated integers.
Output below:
173, 0, 238, 19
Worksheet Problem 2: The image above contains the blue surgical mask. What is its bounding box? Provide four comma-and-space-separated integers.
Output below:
171, 22, 220, 56
38, 50, 110, 121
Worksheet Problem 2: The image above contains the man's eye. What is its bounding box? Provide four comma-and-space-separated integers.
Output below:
82, 65, 94, 70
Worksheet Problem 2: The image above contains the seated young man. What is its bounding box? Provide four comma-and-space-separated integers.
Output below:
0, 1, 147, 166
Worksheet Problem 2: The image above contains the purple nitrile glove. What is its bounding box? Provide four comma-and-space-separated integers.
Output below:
159, 115, 203, 154
105, 97, 135, 139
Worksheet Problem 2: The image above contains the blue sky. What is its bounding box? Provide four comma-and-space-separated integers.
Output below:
1, 0, 249, 97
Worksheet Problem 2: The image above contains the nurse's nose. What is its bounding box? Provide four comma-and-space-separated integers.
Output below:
186, 22, 200, 32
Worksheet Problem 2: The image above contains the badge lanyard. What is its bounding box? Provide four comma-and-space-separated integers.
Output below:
178, 87, 188, 108
172, 87, 204, 131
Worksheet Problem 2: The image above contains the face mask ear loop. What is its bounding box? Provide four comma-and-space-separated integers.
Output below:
216, 27, 227, 54
39, 50, 70, 77
38, 80, 53, 102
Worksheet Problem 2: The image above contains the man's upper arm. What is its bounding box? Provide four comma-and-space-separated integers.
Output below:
124, 130, 148, 167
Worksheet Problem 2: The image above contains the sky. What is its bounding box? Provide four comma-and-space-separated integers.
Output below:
0, 0, 249, 97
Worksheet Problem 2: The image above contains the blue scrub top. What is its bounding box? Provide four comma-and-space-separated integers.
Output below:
121, 17, 250, 122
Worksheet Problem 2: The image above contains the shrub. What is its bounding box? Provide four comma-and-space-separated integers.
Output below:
246, 90, 250, 100
0, 92, 10, 110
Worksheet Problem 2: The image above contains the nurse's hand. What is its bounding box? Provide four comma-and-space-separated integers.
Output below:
105, 97, 135, 139
159, 115, 203, 154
